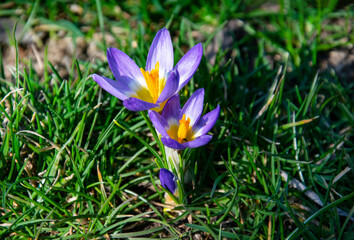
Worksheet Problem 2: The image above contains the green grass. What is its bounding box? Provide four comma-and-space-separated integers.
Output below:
1, 0, 353, 239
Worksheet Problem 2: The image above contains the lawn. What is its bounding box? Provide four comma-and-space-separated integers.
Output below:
0, 0, 353, 239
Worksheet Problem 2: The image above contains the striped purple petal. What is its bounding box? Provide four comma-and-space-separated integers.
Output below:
193, 105, 220, 137
159, 168, 177, 194
175, 43, 203, 92
156, 69, 179, 104
146, 28, 174, 74
92, 74, 128, 101
161, 94, 181, 124
161, 138, 186, 150
180, 88, 205, 126
148, 110, 170, 138
123, 97, 159, 111
107, 47, 146, 87
183, 135, 213, 149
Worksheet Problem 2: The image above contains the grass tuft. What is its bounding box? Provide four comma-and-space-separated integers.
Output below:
1, 0, 353, 239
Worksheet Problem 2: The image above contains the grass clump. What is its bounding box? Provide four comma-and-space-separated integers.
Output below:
0, 0, 353, 239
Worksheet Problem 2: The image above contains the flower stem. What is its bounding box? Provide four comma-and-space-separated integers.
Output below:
140, 111, 166, 166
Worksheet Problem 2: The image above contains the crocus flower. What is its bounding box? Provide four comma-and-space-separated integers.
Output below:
149, 89, 220, 150
92, 28, 203, 112
159, 168, 177, 194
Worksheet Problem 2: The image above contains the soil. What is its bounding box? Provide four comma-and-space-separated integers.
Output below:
1, 15, 352, 85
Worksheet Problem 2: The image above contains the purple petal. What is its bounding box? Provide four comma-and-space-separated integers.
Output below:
123, 97, 158, 111
107, 47, 146, 87
161, 138, 186, 150
156, 69, 179, 103
159, 168, 177, 194
92, 74, 128, 101
161, 94, 181, 125
146, 28, 174, 73
175, 43, 203, 92
181, 88, 205, 126
193, 105, 220, 137
184, 135, 213, 149
148, 110, 169, 138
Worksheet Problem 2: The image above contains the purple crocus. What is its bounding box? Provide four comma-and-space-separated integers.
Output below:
159, 168, 177, 194
91, 28, 203, 112
149, 89, 220, 150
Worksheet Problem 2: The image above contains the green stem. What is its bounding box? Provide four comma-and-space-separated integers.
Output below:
140, 111, 166, 164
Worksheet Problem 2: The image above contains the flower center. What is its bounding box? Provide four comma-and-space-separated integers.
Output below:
140, 62, 162, 103
177, 114, 191, 143
166, 114, 193, 144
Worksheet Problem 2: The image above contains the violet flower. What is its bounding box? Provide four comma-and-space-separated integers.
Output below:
92, 28, 203, 112
149, 89, 220, 150
159, 168, 177, 194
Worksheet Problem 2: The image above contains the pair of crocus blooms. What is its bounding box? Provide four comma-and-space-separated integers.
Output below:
92, 28, 219, 198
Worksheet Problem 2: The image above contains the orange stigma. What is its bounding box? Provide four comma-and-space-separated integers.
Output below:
177, 114, 191, 143
140, 62, 161, 103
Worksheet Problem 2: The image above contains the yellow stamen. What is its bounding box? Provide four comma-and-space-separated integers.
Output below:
152, 99, 168, 113
140, 62, 161, 103
166, 115, 194, 143
177, 114, 191, 143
